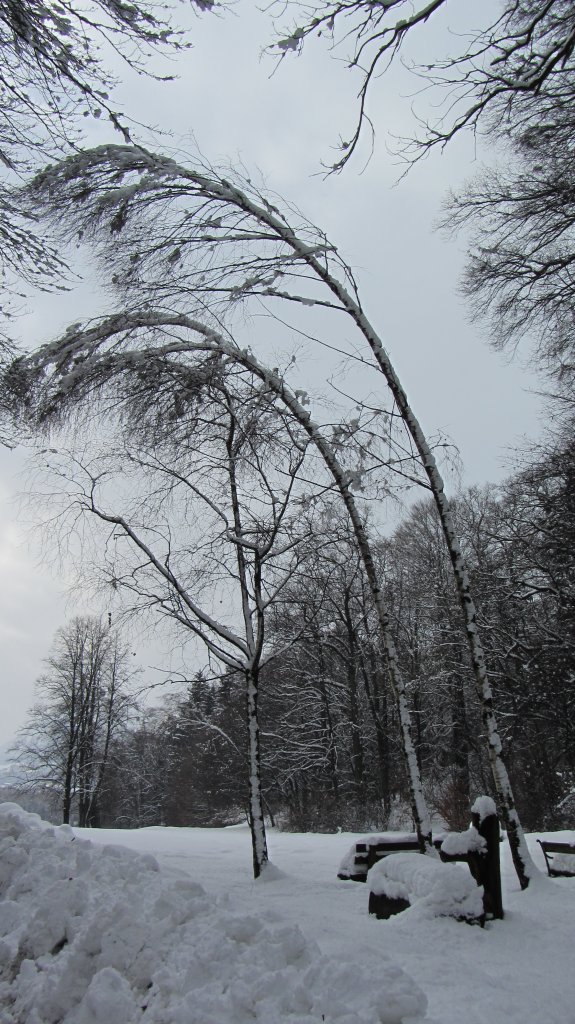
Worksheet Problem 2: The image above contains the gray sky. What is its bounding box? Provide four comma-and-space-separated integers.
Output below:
0, 1, 544, 745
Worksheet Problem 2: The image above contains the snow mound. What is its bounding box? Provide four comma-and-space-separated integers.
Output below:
440, 827, 486, 858
368, 852, 484, 921
338, 842, 362, 878
470, 796, 497, 823
0, 804, 427, 1024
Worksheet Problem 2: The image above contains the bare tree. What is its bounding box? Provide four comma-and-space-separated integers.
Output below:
272, 1, 575, 171
15, 615, 137, 826
21, 362, 335, 876
11, 144, 536, 882
445, 106, 575, 381
0, 0, 217, 306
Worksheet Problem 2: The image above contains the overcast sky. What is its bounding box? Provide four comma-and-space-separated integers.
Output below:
0, 1, 545, 745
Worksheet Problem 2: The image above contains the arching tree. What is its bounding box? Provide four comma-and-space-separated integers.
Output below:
8, 309, 436, 853
0, 0, 216, 301
10, 143, 535, 883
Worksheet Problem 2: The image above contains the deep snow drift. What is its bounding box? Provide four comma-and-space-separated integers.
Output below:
0, 804, 425, 1023
0, 803, 574, 1023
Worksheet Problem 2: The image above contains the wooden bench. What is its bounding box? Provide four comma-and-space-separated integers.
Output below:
339, 797, 504, 920
537, 839, 575, 877
338, 833, 445, 882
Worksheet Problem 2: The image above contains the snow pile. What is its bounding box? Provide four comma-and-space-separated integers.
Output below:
338, 842, 363, 878
368, 853, 484, 922
440, 827, 486, 858
0, 804, 427, 1024
470, 796, 497, 822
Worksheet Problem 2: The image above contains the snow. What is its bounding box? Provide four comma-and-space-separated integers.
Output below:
368, 853, 484, 922
440, 827, 487, 857
1, 804, 575, 1024
547, 852, 575, 876
0, 805, 425, 1024
470, 796, 497, 822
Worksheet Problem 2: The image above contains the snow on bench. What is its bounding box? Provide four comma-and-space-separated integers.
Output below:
339, 797, 504, 921
368, 853, 485, 925
338, 833, 445, 882
439, 826, 486, 858
537, 839, 575, 878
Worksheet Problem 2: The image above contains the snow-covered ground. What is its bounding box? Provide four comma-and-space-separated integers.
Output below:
1, 804, 574, 1023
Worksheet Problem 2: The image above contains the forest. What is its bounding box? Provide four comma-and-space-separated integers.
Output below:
14, 419, 575, 843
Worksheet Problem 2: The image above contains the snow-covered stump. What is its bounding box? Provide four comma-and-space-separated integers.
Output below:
439, 796, 503, 921
368, 854, 485, 926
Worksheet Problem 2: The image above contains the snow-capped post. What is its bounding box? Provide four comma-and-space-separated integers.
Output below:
439, 795, 503, 920
471, 796, 503, 921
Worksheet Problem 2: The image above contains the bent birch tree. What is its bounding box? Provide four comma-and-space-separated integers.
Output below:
18, 144, 535, 884
10, 310, 434, 850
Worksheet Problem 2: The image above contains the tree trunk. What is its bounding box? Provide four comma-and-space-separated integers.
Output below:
343, 592, 367, 804
220, 349, 433, 852
62, 746, 75, 825
273, 245, 536, 887
245, 667, 269, 878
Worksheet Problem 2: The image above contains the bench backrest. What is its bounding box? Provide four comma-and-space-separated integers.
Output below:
538, 840, 575, 854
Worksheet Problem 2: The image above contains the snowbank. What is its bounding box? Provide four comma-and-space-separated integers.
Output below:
0, 804, 427, 1024
368, 852, 484, 922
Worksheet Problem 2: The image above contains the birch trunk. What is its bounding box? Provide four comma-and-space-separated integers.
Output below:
277, 256, 536, 886
245, 667, 269, 878
231, 348, 434, 853
201, 182, 534, 883
226, 414, 270, 878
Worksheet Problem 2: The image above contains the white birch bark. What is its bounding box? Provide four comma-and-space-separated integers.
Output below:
246, 668, 269, 878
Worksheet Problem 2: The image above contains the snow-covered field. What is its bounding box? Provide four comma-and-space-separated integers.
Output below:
1, 804, 574, 1023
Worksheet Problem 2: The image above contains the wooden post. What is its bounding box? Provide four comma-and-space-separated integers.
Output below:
470, 808, 503, 920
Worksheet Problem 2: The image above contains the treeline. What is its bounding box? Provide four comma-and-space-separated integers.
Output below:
18, 420, 574, 834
